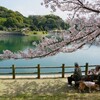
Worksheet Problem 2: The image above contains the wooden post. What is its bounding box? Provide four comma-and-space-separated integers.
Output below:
37, 64, 40, 79
62, 64, 65, 78
12, 64, 15, 79
85, 63, 88, 75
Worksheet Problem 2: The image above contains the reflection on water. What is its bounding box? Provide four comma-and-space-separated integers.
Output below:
0, 35, 42, 53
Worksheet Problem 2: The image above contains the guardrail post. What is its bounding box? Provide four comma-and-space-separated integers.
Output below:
12, 64, 15, 79
85, 63, 88, 75
62, 64, 65, 78
37, 64, 40, 79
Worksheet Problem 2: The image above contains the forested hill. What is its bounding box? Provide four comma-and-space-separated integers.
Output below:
0, 6, 69, 32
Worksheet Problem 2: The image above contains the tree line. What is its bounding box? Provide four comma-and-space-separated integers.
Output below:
0, 6, 69, 32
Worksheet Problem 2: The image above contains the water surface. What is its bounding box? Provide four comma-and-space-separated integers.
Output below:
0, 35, 100, 73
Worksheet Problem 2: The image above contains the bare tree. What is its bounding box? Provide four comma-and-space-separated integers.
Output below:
0, 0, 100, 59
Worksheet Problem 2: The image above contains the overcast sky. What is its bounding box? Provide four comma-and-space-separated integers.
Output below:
0, 0, 68, 20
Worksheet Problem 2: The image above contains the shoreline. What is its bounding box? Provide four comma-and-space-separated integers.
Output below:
0, 30, 48, 36
0, 74, 71, 79
0, 31, 25, 36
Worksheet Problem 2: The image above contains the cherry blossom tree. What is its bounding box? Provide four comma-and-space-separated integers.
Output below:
37, 0, 100, 56
0, 0, 100, 59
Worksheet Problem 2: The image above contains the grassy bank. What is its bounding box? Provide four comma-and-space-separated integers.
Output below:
23, 31, 48, 36
0, 30, 48, 36
0, 31, 24, 36
0, 78, 100, 100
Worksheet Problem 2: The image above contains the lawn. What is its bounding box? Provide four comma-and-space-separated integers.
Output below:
0, 78, 100, 100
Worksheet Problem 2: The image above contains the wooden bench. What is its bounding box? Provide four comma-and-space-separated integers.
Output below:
75, 75, 100, 87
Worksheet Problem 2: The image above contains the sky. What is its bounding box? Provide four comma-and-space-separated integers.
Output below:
0, 0, 68, 20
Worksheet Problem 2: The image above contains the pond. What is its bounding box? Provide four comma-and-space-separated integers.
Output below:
0, 35, 100, 74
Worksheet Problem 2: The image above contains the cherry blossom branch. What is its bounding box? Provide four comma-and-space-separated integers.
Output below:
43, 0, 100, 14
0, 0, 100, 59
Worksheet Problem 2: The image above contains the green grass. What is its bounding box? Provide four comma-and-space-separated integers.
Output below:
0, 79, 100, 100
23, 31, 48, 36
0, 30, 48, 36
1, 92, 100, 100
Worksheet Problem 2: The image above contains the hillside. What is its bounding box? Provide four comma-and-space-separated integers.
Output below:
0, 6, 69, 32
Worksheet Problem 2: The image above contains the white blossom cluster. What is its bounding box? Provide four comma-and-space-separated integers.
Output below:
0, 20, 100, 59
42, 0, 100, 14
0, 0, 100, 59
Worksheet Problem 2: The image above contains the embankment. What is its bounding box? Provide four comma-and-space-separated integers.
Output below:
0, 31, 25, 36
